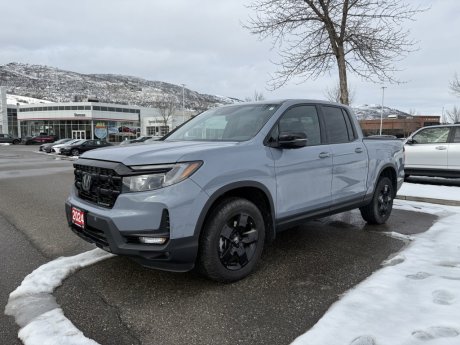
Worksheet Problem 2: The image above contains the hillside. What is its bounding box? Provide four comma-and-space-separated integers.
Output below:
353, 104, 410, 120
0, 62, 235, 110
1, 63, 412, 119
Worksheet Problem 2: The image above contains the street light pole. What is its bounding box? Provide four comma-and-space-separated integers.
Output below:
379, 86, 387, 136
181, 84, 185, 124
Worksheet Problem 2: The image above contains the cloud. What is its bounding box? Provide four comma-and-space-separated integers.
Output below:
1, 0, 459, 113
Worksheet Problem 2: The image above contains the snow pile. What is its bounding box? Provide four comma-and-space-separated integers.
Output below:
399, 182, 460, 202
5, 248, 113, 345
292, 200, 460, 345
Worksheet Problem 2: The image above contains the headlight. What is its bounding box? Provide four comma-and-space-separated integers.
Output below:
123, 161, 202, 192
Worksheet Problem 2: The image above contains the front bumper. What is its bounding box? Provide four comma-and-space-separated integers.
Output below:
65, 178, 209, 272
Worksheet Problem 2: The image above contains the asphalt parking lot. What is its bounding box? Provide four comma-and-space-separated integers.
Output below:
0, 145, 437, 345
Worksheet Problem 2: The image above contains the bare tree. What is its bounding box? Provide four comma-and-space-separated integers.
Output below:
324, 83, 355, 104
245, 0, 425, 105
445, 106, 460, 124
450, 73, 460, 97
155, 95, 177, 130
245, 90, 266, 102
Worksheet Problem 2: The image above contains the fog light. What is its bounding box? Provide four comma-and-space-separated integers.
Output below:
138, 237, 167, 245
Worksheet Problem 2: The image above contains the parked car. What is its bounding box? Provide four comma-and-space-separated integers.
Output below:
25, 134, 58, 145
0, 133, 21, 145
119, 136, 155, 145
39, 138, 73, 153
65, 100, 404, 282
52, 139, 83, 154
143, 136, 163, 144
404, 124, 460, 178
60, 139, 113, 156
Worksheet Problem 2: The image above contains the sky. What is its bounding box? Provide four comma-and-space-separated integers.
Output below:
5, 185, 460, 345
0, 0, 459, 115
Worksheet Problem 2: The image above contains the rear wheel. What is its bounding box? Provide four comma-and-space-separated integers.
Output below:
360, 176, 394, 224
12, 139, 20, 145
198, 197, 265, 282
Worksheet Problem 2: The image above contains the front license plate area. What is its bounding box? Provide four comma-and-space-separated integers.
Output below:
71, 207, 85, 229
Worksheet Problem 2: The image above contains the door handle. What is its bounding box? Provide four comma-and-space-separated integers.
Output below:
319, 152, 330, 159
435, 146, 447, 150
355, 147, 363, 153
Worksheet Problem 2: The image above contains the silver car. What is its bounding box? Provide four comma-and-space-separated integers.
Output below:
405, 124, 460, 178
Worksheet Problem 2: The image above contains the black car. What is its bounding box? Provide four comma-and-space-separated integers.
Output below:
60, 139, 113, 156
0, 133, 21, 145
39, 138, 73, 153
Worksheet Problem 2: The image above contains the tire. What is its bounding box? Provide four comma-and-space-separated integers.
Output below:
198, 197, 265, 283
360, 176, 394, 225
71, 149, 80, 156
12, 139, 20, 145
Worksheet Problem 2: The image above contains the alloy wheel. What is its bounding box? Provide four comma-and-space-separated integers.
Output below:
377, 184, 392, 217
218, 213, 259, 271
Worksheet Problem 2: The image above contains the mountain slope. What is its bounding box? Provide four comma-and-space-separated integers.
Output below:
0, 62, 234, 110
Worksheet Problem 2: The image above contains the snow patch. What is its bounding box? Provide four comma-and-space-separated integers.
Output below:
19, 309, 99, 345
399, 182, 460, 202
7, 94, 51, 105
291, 202, 460, 345
5, 248, 113, 345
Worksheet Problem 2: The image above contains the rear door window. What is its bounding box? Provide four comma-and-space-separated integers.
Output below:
322, 106, 350, 144
453, 127, 460, 143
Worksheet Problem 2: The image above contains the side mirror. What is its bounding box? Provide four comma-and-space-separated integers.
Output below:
406, 138, 415, 145
278, 131, 308, 148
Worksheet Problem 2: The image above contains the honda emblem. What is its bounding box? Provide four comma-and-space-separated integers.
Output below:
82, 173, 92, 192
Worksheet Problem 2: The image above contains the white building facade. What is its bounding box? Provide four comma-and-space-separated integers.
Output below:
0, 87, 7, 134
18, 102, 140, 142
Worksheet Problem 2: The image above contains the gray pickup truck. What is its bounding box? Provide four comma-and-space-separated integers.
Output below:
66, 100, 404, 282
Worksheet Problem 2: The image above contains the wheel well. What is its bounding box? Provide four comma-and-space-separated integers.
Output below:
379, 167, 397, 196
203, 187, 275, 243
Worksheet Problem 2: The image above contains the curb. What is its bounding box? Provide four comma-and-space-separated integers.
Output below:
396, 195, 460, 207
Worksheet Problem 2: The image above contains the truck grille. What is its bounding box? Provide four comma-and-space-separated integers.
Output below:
74, 164, 123, 208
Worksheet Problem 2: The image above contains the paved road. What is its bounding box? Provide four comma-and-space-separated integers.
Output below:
0, 145, 438, 345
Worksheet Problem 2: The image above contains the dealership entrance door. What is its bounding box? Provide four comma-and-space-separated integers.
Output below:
72, 130, 86, 140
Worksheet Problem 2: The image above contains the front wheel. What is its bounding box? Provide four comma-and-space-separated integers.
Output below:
198, 198, 265, 283
12, 139, 20, 145
71, 149, 80, 156
360, 176, 394, 225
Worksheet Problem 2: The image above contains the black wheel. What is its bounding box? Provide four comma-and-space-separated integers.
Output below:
198, 197, 265, 282
71, 149, 80, 156
360, 176, 394, 224
12, 139, 20, 145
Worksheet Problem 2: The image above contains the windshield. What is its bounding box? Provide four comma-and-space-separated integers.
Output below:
165, 103, 280, 142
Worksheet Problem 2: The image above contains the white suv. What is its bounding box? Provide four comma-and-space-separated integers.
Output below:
405, 124, 460, 178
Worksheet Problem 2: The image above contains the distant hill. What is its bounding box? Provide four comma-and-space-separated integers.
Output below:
1, 63, 412, 118
352, 104, 411, 120
0, 62, 237, 111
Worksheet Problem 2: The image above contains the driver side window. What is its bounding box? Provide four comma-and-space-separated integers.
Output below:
277, 105, 321, 146
412, 127, 450, 144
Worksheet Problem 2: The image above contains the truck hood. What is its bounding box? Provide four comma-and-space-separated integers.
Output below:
80, 140, 239, 166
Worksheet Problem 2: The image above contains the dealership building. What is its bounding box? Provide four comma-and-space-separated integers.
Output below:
17, 102, 142, 142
